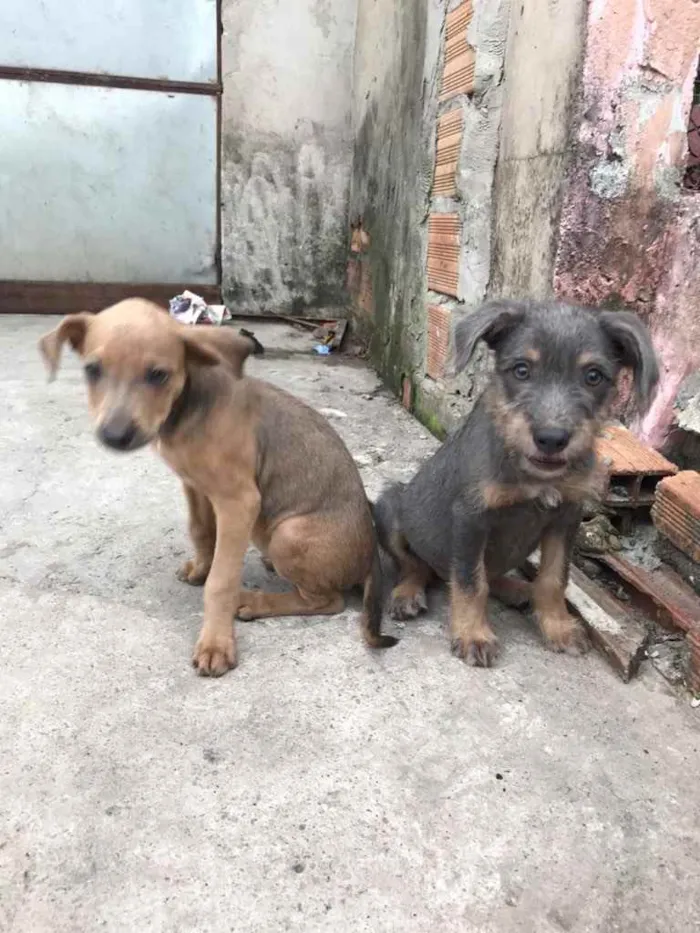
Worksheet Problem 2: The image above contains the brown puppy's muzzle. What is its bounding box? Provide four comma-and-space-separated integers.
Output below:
97, 410, 149, 452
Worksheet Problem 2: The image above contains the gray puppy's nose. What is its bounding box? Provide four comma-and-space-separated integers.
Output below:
533, 427, 570, 455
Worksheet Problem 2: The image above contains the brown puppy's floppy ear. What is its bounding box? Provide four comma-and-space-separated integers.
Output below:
599, 310, 660, 414
449, 300, 527, 374
181, 327, 262, 378
38, 313, 92, 381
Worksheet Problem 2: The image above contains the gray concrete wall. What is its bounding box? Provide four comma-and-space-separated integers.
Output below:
221, 0, 357, 312
490, 0, 586, 298
350, 0, 446, 393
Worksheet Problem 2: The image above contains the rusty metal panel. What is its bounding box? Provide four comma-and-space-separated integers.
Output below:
0, 0, 217, 83
0, 82, 217, 285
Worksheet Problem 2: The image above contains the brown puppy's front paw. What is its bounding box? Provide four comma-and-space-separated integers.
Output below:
176, 559, 210, 586
451, 634, 500, 668
541, 617, 590, 656
192, 635, 238, 676
389, 586, 428, 620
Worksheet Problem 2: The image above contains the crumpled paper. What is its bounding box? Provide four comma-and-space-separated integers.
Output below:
169, 290, 232, 326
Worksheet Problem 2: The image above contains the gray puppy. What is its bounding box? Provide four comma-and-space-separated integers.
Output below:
374, 299, 659, 666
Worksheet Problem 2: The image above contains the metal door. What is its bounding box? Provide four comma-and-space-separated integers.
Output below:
0, 0, 220, 313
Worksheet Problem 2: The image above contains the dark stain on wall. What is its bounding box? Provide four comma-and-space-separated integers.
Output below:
221, 127, 351, 312
350, 0, 435, 393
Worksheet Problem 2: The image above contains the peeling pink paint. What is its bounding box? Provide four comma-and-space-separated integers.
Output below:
553, 0, 700, 449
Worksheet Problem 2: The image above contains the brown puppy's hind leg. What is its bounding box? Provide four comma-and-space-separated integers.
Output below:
237, 514, 397, 648
237, 515, 347, 622
177, 484, 216, 586
237, 588, 344, 620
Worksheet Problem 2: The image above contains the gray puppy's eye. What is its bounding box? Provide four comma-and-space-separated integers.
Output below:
512, 361, 531, 381
584, 367, 604, 387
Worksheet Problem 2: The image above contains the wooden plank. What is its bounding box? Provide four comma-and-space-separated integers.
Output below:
0, 282, 221, 314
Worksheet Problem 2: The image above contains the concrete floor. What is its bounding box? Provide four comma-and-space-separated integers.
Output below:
1, 315, 699, 933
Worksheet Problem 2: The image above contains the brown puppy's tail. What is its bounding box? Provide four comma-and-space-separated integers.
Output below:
362, 541, 398, 649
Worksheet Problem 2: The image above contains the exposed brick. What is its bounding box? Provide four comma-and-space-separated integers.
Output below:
652, 471, 700, 563
596, 423, 677, 509
426, 304, 452, 380
359, 260, 373, 315
440, 2, 475, 102
432, 108, 463, 198
427, 213, 460, 297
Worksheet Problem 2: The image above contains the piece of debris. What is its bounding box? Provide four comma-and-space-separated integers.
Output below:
598, 551, 700, 694
313, 344, 331, 355
596, 423, 677, 512
523, 554, 649, 682
575, 514, 622, 555
169, 289, 232, 326
647, 637, 689, 688
318, 408, 347, 420
651, 471, 700, 564
312, 319, 348, 352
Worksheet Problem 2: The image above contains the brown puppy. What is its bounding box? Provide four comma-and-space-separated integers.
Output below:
39, 298, 397, 676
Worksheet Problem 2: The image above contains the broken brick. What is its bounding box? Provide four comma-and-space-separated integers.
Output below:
596, 423, 677, 509
651, 471, 700, 564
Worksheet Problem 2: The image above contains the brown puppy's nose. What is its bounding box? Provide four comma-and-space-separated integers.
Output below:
99, 421, 137, 451
533, 427, 570, 455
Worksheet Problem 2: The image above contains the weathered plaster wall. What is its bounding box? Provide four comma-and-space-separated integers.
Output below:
553, 0, 700, 447
349, 0, 446, 394
221, 0, 356, 312
491, 0, 586, 298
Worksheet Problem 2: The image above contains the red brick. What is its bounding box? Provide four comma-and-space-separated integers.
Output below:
427, 213, 460, 297
440, 2, 475, 101
426, 304, 452, 380
652, 471, 700, 563
432, 109, 463, 198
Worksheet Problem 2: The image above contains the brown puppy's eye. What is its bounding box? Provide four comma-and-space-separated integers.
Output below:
145, 367, 170, 387
584, 367, 604, 387
84, 361, 102, 383
512, 361, 531, 381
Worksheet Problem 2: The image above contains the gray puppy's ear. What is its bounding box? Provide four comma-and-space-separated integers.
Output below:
449, 300, 527, 374
599, 310, 659, 414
